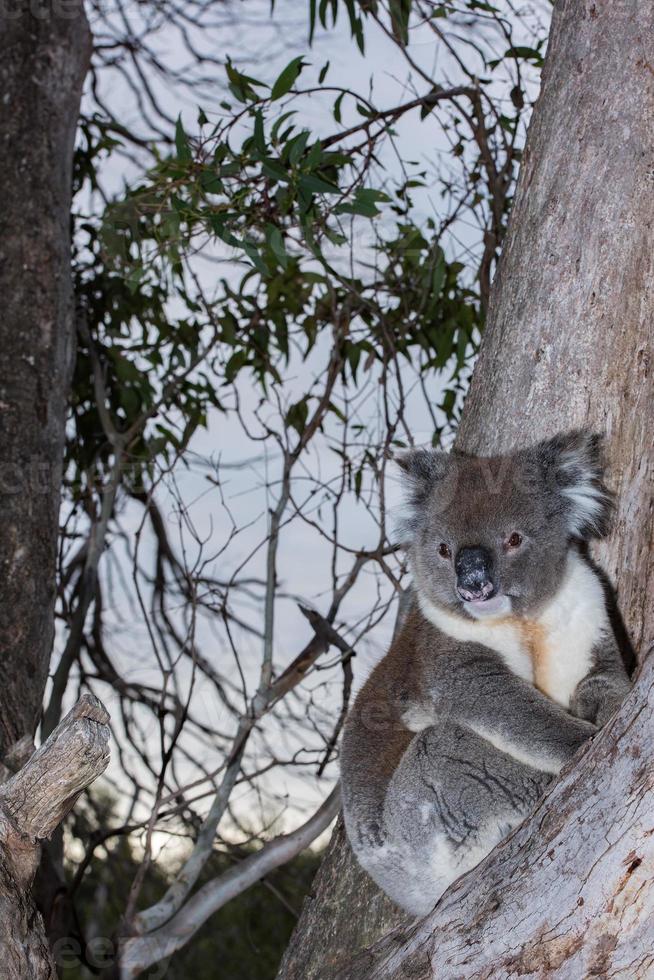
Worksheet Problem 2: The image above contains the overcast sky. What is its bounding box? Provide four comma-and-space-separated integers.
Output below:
63, 0, 550, 848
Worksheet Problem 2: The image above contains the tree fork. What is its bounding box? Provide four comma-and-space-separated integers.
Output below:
278, 1, 654, 976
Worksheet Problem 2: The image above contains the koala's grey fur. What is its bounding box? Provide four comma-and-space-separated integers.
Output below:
340, 431, 631, 916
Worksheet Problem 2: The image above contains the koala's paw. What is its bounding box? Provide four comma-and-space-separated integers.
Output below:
594, 694, 626, 728
572, 675, 630, 729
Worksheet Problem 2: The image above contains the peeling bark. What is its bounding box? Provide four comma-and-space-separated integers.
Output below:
0, 2, 92, 754
0, 695, 110, 979
277, 1, 654, 976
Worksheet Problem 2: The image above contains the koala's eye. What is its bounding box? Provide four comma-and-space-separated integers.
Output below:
438, 542, 452, 559
506, 532, 523, 550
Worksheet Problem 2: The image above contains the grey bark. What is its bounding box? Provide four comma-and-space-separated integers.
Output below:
0, 3, 92, 754
277, 1, 654, 976
0, 695, 110, 979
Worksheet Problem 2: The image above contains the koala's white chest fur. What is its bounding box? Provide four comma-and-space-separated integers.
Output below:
419, 552, 609, 707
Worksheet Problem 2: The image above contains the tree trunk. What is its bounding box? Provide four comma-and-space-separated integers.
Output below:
0, 695, 110, 979
0, 3, 92, 755
277, 1, 654, 976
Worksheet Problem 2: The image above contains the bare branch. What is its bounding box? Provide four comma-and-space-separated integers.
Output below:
120, 787, 340, 977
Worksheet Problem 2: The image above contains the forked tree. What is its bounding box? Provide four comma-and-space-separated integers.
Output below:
278, 2, 654, 976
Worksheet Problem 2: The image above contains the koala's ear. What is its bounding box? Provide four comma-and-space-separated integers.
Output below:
538, 430, 613, 539
394, 447, 450, 485
391, 447, 452, 542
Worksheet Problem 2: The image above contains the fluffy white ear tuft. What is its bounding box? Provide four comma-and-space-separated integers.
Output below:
560, 480, 611, 538
542, 430, 613, 539
389, 447, 450, 544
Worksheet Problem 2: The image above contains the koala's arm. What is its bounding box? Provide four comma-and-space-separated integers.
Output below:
570, 632, 631, 727
429, 649, 597, 774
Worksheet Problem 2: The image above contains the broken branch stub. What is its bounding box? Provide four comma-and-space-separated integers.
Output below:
0, 694, 111, 848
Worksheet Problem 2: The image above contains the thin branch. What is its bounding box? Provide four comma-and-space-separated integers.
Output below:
120, 786, 340, 976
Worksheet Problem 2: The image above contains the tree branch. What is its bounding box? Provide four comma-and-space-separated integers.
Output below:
0, 695, 110, 887
120, 787, 340, 978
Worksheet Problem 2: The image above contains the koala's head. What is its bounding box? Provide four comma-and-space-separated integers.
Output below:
395, 430, 612, 620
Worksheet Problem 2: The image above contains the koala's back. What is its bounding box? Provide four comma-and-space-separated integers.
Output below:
340, 608, 425, 823
339, 606, 505, 915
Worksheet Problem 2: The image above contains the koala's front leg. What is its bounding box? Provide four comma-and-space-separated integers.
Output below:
570, 635, 631, 727
442, 650, 597, 775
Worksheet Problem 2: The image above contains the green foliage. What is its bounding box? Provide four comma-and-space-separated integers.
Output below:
68, 0, 549, 508
70, 0, 551, 487
271, 57, 307, 100
308, 0, 368, 50
71, 227, 222, 498
93, 67, 482, 392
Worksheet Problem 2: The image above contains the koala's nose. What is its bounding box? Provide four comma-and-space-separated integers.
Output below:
455, 546, 496, 602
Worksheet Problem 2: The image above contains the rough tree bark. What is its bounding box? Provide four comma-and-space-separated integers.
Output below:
0, 695, 110, 979
0, 2, 94, 961
0, 2, 92, 755
278, 1, 654, 976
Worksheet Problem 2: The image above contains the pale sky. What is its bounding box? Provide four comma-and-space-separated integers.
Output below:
59, 0, 550, 854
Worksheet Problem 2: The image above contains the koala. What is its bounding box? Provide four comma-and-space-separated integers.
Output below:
340, 430, 631, 917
